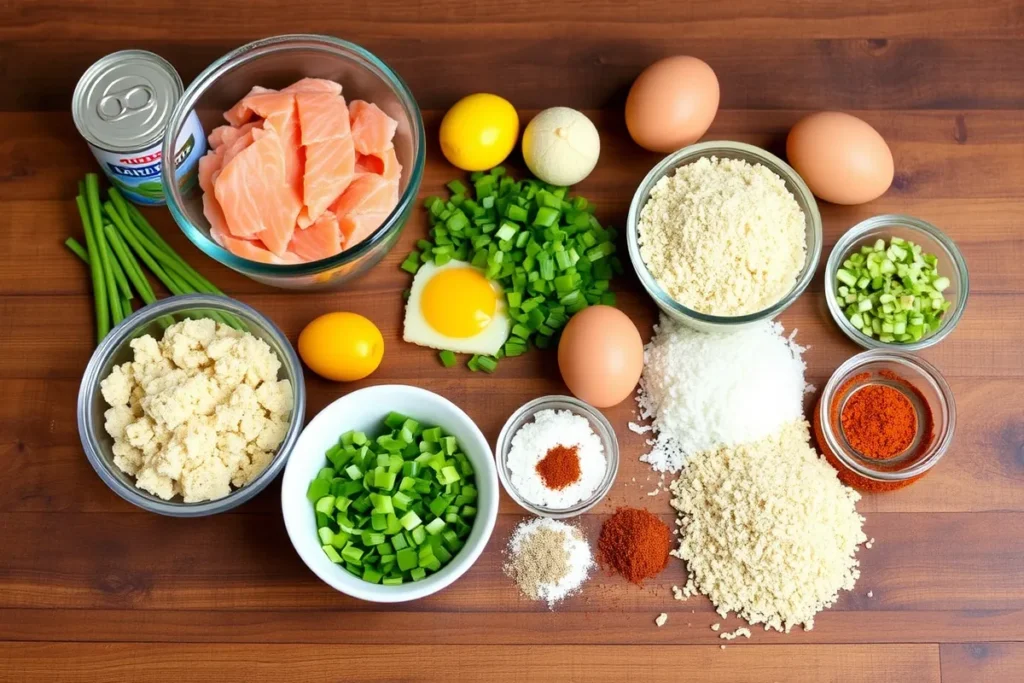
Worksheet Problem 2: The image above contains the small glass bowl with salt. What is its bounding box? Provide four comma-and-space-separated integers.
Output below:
496, 395, 619, 519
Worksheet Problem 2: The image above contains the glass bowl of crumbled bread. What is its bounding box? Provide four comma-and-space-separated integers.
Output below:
626, 141, 822, 332
77, 294, 306, 516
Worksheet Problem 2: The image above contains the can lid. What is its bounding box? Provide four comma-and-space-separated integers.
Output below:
73, 50, 183, 152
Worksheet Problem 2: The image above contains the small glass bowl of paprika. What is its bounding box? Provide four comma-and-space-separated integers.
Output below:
814, 349, 956, 492
496, 395, 619, 519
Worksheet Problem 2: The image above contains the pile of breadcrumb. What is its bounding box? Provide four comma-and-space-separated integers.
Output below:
670, 421, 867, 633
637, 155, 806, 316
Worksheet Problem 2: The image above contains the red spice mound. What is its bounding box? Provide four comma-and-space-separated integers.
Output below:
598, 507, 671, 585
840, 384, 917, 459
535, 444, 581, 490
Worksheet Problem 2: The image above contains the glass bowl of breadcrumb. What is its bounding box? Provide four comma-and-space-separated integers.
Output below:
626, 141, 822, 332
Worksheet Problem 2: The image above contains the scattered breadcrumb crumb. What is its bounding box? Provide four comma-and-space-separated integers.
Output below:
670, 421, 866, 633
720, 627, 752, 640
655, 613, 668, 627
711, 623, 721, 632
867, 591, 873, 598
720, 645, 726, 650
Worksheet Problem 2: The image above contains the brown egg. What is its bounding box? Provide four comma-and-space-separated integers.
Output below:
625, 56, 720, 153
557, 306, 644, 408
786, 111, 894, 205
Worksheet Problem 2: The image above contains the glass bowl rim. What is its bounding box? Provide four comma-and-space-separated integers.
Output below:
816, 348, 956, 481
626, 140, 823, 325
77, 293, 307, 516
495, 395, 619, 519
161, 33, 426, 277
823, 213, 970, 352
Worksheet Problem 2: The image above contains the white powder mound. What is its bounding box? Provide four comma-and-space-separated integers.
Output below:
506, 518, 594, 607
670, 421, 867, 633
636, 315, 810, 472
507, 409, 606, 509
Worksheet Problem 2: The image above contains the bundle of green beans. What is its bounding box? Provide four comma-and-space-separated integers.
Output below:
66, 173, 238, 343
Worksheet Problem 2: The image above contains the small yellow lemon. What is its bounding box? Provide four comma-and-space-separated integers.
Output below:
298, 312, 384, 382
439, 93, 519, 171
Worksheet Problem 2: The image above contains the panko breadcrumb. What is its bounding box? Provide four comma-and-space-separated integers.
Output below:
670, 421, 866, 633
637, 155, 806, 316
100, 318, 293, 503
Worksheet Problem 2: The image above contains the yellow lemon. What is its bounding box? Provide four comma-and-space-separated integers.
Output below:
439, 93, 519, 171
298, 312, 384, 382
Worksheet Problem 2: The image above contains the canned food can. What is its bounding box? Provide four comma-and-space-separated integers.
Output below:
72, 50, 206, 205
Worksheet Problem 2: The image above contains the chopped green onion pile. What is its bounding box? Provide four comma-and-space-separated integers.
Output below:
402, 167, 621, 372
835, 236, 951, 344
67, 173, 239, 343
307, 411, 478, 585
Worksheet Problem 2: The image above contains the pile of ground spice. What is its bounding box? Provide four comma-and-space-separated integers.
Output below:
841, 384, 917, 458
815, 370, 933, 493
597, 507, 671, 584
535, 444, 581, 490
504, 518, 593, 607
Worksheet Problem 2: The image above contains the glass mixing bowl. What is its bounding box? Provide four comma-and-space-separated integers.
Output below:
77, 294, 306, 516
161, 35, 425, 290
626, 141, 822, 332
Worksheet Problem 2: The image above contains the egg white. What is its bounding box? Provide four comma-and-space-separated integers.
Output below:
403, 260, 511, 355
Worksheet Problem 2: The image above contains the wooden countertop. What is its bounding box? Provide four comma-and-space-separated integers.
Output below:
2, 1, 1023, 681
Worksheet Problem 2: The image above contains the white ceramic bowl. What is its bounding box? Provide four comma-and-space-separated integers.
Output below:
281, 385, 499, 602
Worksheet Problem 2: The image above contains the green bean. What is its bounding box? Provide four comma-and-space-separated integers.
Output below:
105, 202, 200, 292
108, 244, 134, 300
108, 207, 184, 296
65, 237, 89, 263
105, 226, 155, 306
124, 199, 223, 294
76, 195, 109, 342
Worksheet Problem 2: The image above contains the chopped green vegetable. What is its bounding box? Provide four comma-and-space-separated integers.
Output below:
310, 412, 478, 585
403, 167, 619, 372
836, 237, 951, 343
438, 350, 457, 368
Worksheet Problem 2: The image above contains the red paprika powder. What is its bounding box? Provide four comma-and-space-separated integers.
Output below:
598, 507, 671, 585
814, 371, 934, 493
841, 383, 917, 459
535, 444, 581, 490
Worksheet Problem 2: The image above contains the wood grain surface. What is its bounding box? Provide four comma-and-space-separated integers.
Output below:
2, 1, 1023, 681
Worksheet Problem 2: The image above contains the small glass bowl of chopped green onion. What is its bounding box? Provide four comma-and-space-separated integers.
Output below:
825, 215, 969, 351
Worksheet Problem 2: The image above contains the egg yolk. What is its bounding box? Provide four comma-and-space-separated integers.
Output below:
421, 267, 497, 338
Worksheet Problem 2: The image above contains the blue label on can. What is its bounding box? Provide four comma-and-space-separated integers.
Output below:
88, 109, 206, 206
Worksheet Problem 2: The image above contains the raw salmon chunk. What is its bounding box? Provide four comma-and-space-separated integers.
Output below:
200, 77, 399, 265
295, 92, 355, 222
349, 100, 398, 155
303, 134, 355, 223
198, 149, 223, 195
223, 86, 276, 126
283, 78, 343, 95
296, 92, 351, 145
208, 121, 261, 150
212, 224, 302, 265
288, 211, 343, 261
332, 174, 399, 247
214, 128, 302, 251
